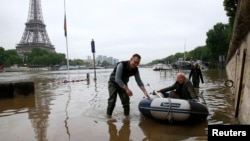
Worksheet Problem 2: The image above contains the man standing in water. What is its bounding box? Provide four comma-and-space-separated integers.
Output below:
189, 63, 204, 88
107, 54, 150, 118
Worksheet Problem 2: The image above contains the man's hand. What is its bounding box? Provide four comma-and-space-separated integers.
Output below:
125, 87, 133, 96
144, 91, 150, 98
193, 98, 199, 102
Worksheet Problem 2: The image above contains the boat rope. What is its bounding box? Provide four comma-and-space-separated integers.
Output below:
166, 97, 173, 123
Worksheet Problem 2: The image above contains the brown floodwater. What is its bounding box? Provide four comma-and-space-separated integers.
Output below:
0, 68, 238, 141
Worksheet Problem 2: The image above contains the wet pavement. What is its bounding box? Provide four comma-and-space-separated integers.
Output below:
0, 68, 238, 141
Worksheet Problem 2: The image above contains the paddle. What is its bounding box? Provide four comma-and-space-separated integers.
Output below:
146, 83, 163, 98
198, 90, 207, 104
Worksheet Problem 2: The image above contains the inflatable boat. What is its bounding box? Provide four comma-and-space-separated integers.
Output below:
138, 92, 209, 122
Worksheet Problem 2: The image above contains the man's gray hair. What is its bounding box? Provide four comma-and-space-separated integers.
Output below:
176, 72, 186, 78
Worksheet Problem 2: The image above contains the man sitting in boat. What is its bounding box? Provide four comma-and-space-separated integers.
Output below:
157, 72, 198, 101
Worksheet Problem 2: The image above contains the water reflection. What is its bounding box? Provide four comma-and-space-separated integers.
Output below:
89, 80, 100, 108
64, 84, 71, 141
29, 83, 53, 141
0, 95, 35, 117
107, 119, 131, 141
139, 118, 208, 141
1, 79, 44, 139
0, 69, 238, 141
200, 69, 238, 124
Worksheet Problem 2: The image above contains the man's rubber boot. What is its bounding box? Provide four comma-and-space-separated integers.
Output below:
123, 105, 130, 116
107, 105, 114, 117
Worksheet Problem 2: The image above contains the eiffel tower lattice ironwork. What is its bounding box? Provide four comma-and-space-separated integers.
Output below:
16, 0, 55, 56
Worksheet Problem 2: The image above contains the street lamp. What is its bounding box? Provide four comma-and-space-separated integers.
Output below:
91, 39, 97, 80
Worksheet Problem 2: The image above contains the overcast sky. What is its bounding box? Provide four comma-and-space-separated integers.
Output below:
0, 0, 228, 64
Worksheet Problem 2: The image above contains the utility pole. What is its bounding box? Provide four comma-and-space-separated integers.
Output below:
91, 39, 97, 80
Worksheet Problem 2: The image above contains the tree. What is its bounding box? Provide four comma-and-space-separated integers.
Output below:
189, 46, 211, 61
101, 60, 111, 67
4, 49, 23, 66
206, 23, 230, 62
24, 48, 67, 66
223, 0, 238, 28
223, 0, 238, 46
0, 47, 5, 65
49, 53, 66, 65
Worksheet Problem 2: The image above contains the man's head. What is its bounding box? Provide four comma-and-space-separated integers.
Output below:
194, 63, 199, 68
129, 54, 141, 69
176, 72, 186, 84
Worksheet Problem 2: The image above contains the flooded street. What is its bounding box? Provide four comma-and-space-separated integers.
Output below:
0, 68, 238, 141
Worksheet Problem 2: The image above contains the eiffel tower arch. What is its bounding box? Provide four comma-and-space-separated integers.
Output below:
16, 0, 55, 56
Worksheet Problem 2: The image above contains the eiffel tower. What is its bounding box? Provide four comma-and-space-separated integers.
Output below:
16, 0, 55, 56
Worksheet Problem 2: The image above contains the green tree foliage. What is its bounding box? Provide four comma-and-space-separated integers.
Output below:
0, 48, 23, 66
162, 52, 187, 63
0, 47, 91, 67
206, 23, 230, 62
69, 59, 84, 66
147, 59, 163, 65
0, 47, 5, 65
189, 46, 211, 61
223, 0, 238, 28
101, 60, 112, 67
50, 53, 66, 65
223, 0, 238, 46
24, 48, 66, 66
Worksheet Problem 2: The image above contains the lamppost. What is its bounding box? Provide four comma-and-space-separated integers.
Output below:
91, 39, 97, 80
